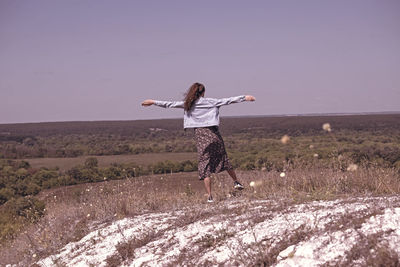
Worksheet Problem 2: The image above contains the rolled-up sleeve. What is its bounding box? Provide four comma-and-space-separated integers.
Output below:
153, 100, 184, 108
213, 95, 246, 107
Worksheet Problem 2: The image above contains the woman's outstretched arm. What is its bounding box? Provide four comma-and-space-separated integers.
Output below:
141, 99, 184, 108
213, 95, 256, 107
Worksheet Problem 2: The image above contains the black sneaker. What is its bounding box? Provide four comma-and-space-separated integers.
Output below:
207, 195, 214, 203
234, 181, 244, 190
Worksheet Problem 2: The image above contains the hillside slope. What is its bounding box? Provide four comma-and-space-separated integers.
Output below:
33, 196, 400, 266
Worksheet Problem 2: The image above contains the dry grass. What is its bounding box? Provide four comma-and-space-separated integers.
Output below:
237, 224, 313, 266
0, 164, 399, 266
105, 227, 162, 267
342, 230, 400, 267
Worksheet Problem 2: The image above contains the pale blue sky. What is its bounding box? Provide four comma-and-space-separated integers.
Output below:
1, 0, 399, 123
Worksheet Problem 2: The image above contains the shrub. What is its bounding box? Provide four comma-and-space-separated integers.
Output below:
0, 188, 15, 205
31, 169, 58, 187
5, 197, 45, 219
84, 157, 98, 169
25, 182, 41, 195
67, 166, 101, 183
18, 161, 30, 169
15, 168, 28, 179
103, 166, 123, 180
0, 196, 45, 242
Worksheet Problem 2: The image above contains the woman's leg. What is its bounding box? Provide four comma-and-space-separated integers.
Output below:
227, 169, 244, 189
204, 177, 212, 196
227, 169, 238, 181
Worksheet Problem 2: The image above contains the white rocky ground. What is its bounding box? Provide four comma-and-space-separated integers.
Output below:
30, 196, 400, 266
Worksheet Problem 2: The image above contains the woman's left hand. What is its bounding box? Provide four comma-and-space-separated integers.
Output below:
245, 95, 256, 101
141, 99, 155, 106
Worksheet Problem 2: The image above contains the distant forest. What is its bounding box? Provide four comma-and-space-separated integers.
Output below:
1, 114, 399, 159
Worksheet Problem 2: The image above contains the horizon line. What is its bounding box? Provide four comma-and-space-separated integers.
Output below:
1, 111, 400, 126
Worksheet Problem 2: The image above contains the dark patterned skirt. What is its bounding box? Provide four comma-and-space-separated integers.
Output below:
194, 126, 233, 180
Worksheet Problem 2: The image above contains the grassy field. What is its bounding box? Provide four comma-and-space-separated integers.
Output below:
23, 152, 197, 171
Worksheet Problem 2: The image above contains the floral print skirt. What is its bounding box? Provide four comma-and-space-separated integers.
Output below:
194, 126, 233, 180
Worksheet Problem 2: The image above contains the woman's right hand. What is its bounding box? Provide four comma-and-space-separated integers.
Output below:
141, 99, 155, 106
245, 95, 256, 101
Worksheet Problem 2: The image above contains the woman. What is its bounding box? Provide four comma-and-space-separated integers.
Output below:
142, 82, 256, 203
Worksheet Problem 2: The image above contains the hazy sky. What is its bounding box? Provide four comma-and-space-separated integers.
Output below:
1, 0, 399, 123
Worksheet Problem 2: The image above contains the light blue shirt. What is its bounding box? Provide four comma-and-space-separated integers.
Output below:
154, 95, 246, 129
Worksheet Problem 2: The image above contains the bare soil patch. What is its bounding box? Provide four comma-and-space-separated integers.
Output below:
24, 152, 196, 171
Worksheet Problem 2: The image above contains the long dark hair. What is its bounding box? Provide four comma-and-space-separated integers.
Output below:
184, 82, 205, 111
